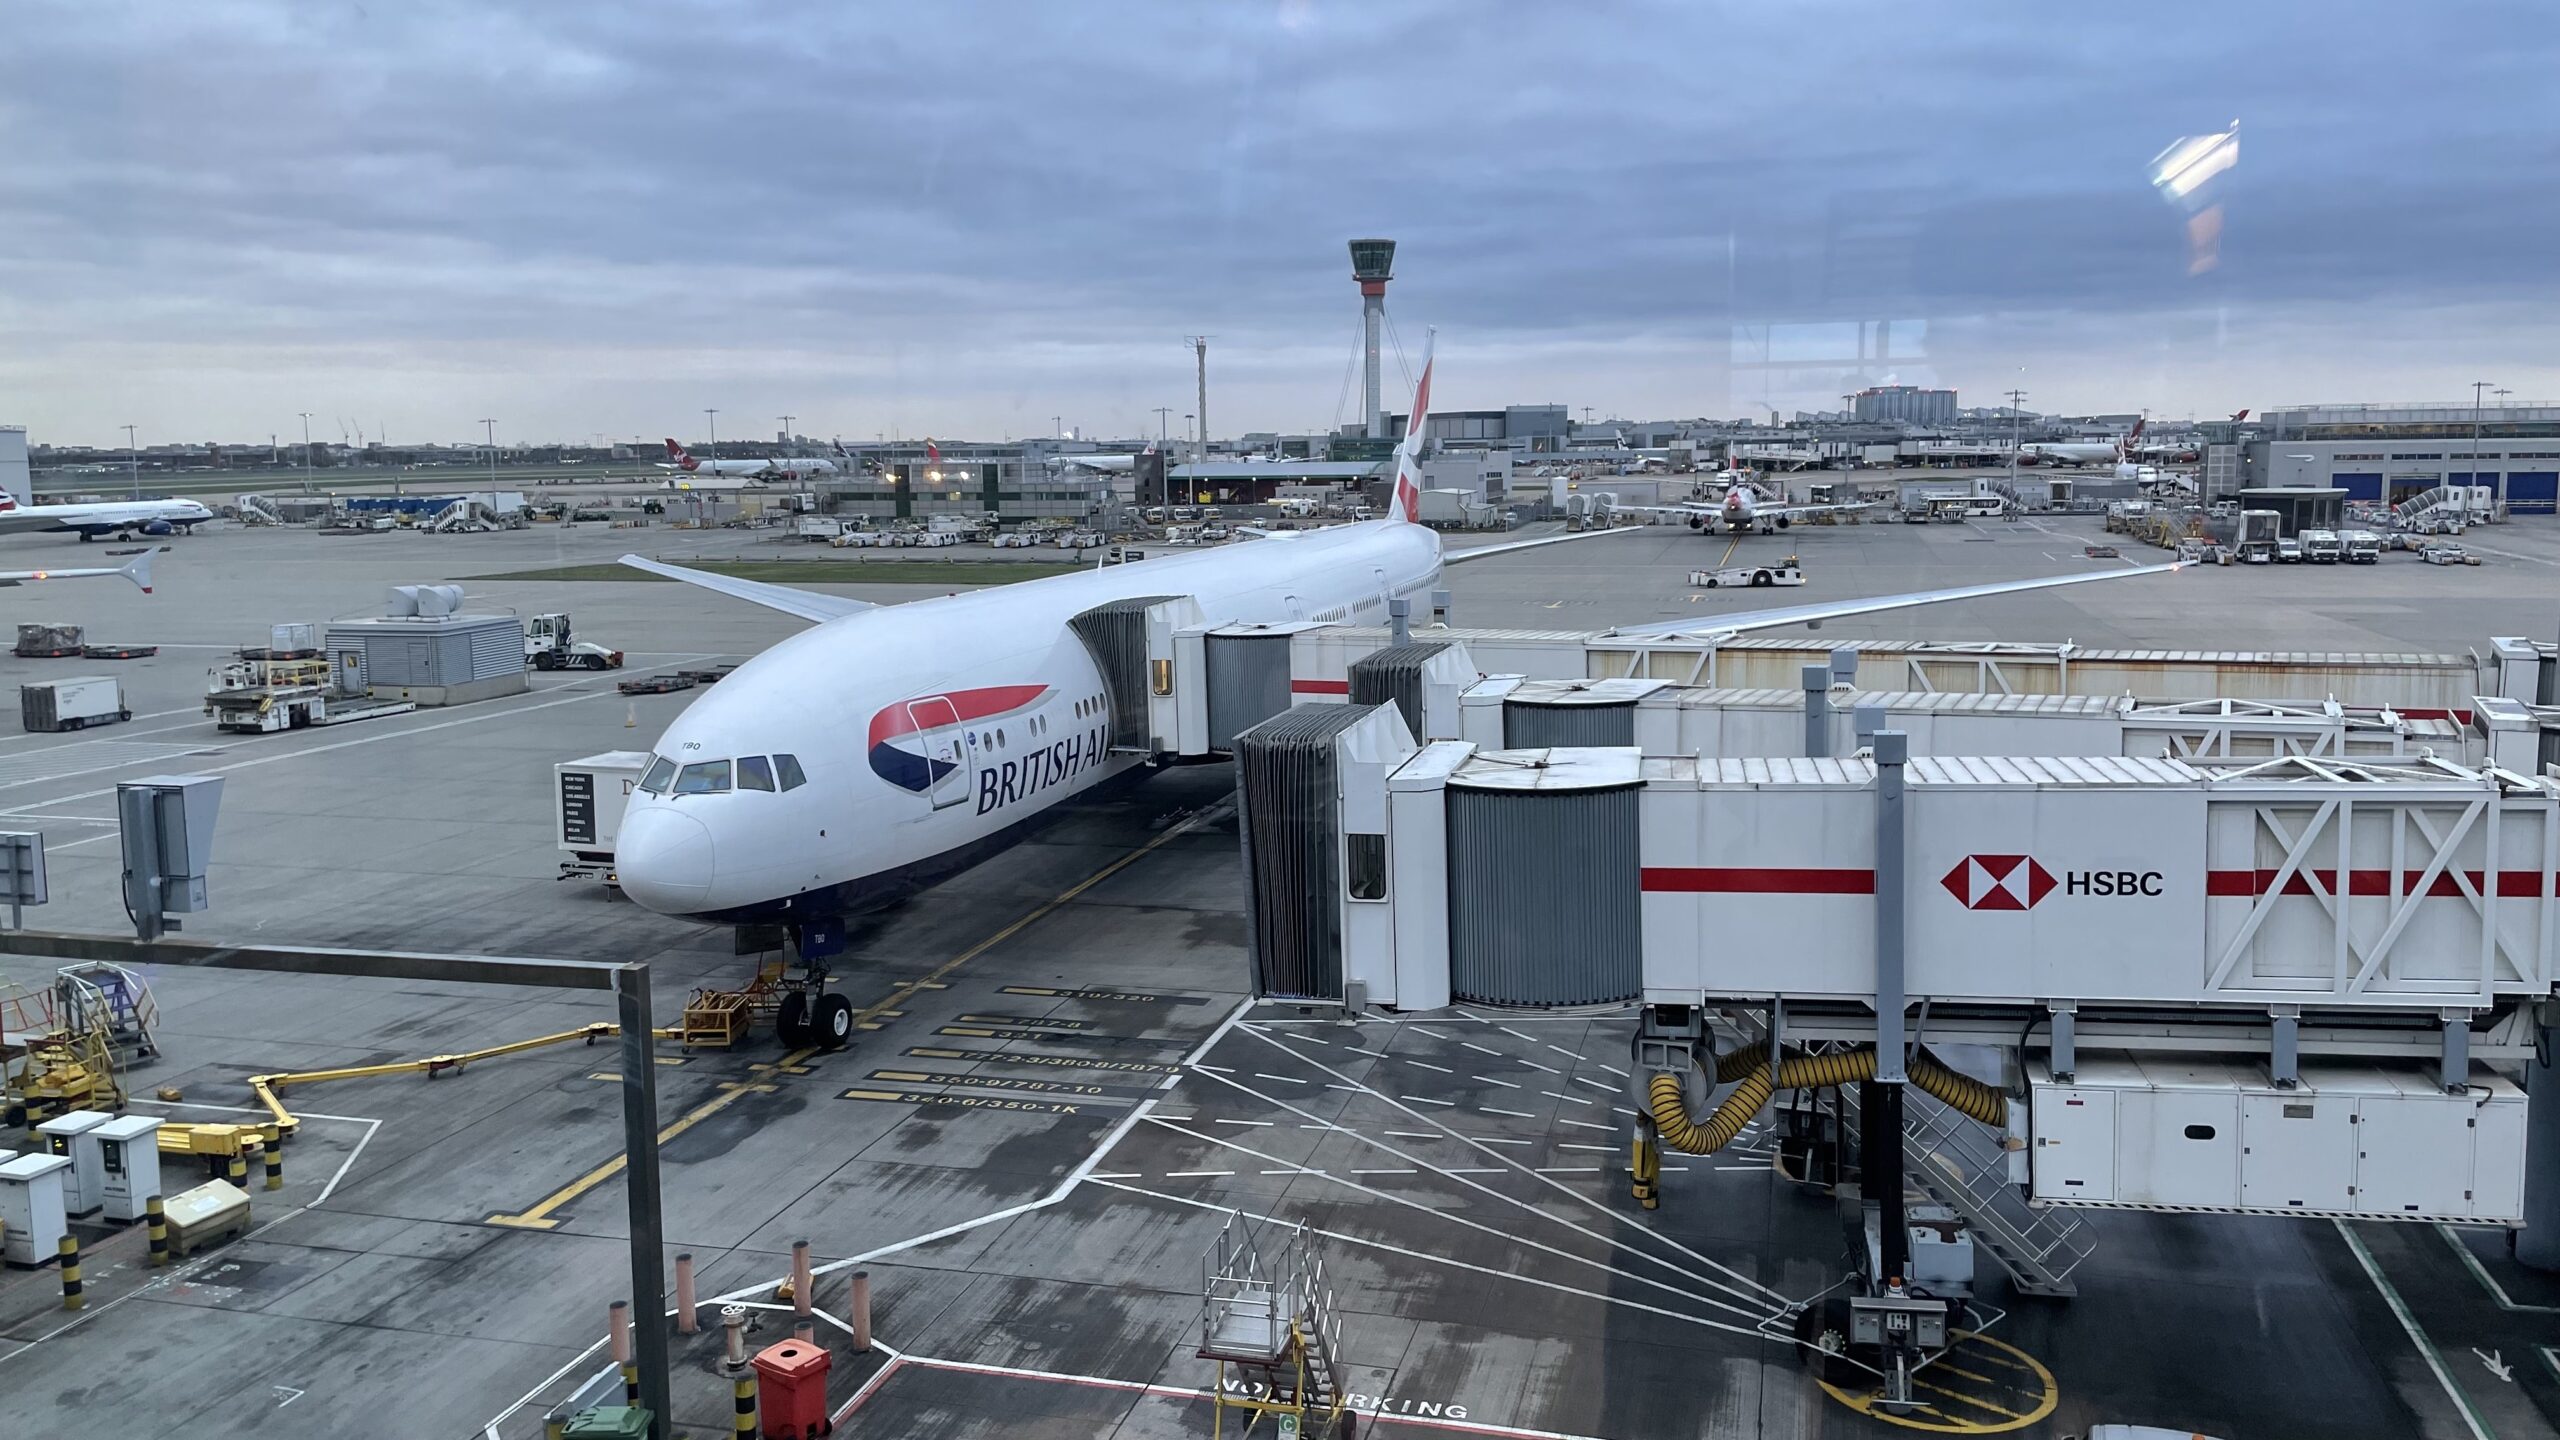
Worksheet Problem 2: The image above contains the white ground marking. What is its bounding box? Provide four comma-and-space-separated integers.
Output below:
1091, 1178, 1777, 1345
1179, 1062, 1785, 1315
1236, 1026, 1793, 1308
1135, 1119, 1778, 1323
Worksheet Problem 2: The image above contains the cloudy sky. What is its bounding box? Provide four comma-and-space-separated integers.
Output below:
5, 1, 2554, 448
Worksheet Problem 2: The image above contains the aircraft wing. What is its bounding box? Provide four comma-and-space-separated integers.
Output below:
0, 547, 159, 593
616, 555, 874, 623
1769, 500, 1875, 520
1441, 525, 1661, 565
1606, 561, 2183, 639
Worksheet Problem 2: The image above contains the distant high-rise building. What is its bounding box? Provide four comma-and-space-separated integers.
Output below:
1854, 385, 1958, 426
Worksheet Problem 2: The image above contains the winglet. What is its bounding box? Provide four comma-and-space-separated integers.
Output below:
119, 546, 159, 594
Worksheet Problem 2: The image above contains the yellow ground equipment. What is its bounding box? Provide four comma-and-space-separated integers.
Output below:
3, 978, 127, 1130
1647, 1045, 2005, 1156
679, 958, 789, 1049
246, 1022, 636, 1138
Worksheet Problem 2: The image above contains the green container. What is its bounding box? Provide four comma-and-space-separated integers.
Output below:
561, 1406, 653, 1439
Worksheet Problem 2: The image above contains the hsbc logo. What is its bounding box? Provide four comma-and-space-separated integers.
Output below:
1939, 855, 2164, 910
1939, 855, 2055, 911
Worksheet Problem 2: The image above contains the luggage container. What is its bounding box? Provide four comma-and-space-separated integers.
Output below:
14, 623, 83, 658
20, 676, 129, 732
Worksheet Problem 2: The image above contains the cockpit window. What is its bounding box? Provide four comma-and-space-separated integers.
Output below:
674, 760, 732, 794
639, 756, 677, 794
737, 755, 775, 792
775, 754, 807, 791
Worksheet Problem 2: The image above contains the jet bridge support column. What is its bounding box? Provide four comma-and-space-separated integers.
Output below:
2270, 1008, 2300, 1089
2521, 1019, 2560, 1271
1803, 664, 1833, 758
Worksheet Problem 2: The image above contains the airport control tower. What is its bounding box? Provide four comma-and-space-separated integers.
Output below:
1349, 239, 1396, 439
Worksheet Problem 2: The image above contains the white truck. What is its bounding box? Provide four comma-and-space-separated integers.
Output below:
1689, 561, 1806, 589
2301, 528, 2343, 563
794, 516, 847, 542
2342, 529, 2382, 564
555, 750, 652, 887
19, 676, 129, 733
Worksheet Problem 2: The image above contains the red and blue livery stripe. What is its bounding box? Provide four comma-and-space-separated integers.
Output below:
867, 685, 1049, 793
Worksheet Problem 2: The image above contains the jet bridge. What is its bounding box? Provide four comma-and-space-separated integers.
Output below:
1291, 625, 2538, 725
1069, 596, 1336, 760
1231, 715, 2560, 1376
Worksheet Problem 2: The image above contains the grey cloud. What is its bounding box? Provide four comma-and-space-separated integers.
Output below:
3, 0, 2556, 440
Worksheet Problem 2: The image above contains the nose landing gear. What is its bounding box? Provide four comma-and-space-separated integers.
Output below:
771, 922, 856, 1050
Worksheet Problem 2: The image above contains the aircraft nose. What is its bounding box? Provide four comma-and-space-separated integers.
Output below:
617, 806, 716, 914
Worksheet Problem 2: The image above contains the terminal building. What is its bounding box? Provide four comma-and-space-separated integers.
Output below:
1853, 385, 1959, 426
814, 443, 1111, 524
2217, 402, 2560, 514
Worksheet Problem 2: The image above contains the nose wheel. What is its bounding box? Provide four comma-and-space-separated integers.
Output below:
776, 988, 855, 1049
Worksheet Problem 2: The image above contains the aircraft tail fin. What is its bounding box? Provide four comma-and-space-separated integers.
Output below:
1388, 333, 1436, 524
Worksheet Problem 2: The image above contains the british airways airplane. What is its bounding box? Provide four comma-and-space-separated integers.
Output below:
611, 350, 2179, 1046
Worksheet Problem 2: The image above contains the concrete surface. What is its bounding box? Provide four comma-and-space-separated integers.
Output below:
0, 513, 2551, 1437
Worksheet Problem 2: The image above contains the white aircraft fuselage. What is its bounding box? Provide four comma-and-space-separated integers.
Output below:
614, 519, 1441, 926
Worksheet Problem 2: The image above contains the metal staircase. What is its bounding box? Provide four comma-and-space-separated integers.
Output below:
234, 493, 286, 526
2392, 485, 2491, 529
1842, 1083, 2095, 1299
1198, 1216, 1352, 1438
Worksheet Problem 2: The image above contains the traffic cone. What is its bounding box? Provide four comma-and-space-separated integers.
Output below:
626, 702, 637, 728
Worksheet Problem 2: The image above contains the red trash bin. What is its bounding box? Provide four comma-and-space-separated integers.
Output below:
752, 1338, 833, 1438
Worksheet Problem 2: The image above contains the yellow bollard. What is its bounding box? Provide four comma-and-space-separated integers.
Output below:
731, 1374, 757, 1439
58, 1233, 82, 1311
225, 1150, 248, 1188
264, 1143, 284, 1192
147, 1195, 169, 1267
1630, 1122, 1661, 1211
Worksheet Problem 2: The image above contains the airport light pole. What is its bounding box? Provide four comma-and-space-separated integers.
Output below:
2471, 381, 2493, 500
2005, 387, 2028, 494
122, 424, 139, 500
704, 408, 719, 462
299, 412, 314, 494
480, 419, 498, 490
778, 414, 794, 447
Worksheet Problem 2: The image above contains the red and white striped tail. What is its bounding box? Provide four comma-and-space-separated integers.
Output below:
1388, 338, 1435, 523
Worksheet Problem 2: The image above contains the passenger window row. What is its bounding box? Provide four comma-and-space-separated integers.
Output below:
639, 752, 806, 796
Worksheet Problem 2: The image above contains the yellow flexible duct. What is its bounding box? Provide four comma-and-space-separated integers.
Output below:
1646, 1046, 2005, 1155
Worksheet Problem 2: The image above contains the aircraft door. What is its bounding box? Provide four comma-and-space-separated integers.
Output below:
904, 696, 972, 810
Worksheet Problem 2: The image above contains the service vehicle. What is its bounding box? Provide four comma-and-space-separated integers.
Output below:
19, 675, 130, 732
2275, 536, 2303, 563
2342, 529, 2381, 563
2420, 542, 2482, 566
525, 613, 625, 671
1689, 561, 1806, 588
2301, 528, 2343, 563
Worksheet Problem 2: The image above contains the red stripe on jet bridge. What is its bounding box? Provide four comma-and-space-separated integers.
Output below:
2205, 868, 2557, 898
2393, 708, 2474, 725
1641, 867, 1876, 895
1291, 679, 1351, 695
